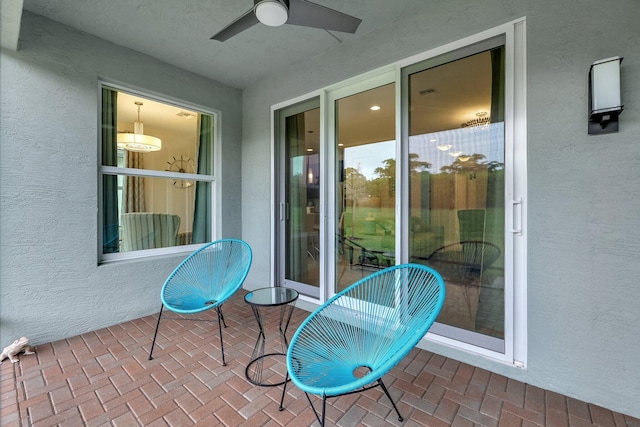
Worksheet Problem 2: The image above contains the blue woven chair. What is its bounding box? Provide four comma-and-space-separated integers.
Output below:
279, 263, 445, 425
148, 238, 252, 366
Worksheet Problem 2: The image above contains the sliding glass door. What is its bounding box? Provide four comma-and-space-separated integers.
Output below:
274, 25, 525, 359
333, 82, 396, 293
402, 36, 507, 351
276, 99, 321, 298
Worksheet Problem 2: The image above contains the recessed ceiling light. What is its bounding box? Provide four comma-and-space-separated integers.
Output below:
429, 138, 437, 143
338, 143, 344, 147
370, 105, 381, 111
458, 155, 471, 162
449, 152, 462, 157
437, 144, 452, 151
306, 148, 313, 152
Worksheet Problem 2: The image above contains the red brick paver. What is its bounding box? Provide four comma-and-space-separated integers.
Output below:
1, 291, 639, 426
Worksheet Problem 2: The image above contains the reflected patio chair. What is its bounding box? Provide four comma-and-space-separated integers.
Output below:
148, 238, 252, 366
425, 240, 500, 317
279, 264, 445, 426
337, 234, 381, 272
426, 240, 501, 282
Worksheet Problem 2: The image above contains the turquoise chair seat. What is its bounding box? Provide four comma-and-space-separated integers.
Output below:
280, 263, 445, 425
149, 239, 252, 366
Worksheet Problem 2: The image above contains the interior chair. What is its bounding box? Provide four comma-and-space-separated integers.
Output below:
279, 263, 446, 426
120, 212, 181, 251
148, 238, 252, 366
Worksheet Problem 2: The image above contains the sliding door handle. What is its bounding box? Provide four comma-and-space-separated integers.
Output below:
511, 198, 523, 235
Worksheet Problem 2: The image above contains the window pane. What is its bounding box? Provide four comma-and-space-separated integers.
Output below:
101, 87, 215, 258
102, 175, 211, 254
408, 47, 505, 339
102, 91, 204, 174
336, 83, 396, 292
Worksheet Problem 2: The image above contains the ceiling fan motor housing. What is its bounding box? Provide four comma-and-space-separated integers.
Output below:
254, 0, 289, 27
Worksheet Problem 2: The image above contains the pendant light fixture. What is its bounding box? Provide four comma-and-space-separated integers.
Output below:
117, 101, 162, 152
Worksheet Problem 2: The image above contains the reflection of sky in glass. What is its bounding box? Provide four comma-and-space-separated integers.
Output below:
341, 122, 504, 179
410, 122, 504, 173
291, 156, 303, 180
344, 141, 395, 179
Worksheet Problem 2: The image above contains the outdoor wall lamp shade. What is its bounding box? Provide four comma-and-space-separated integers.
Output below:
117, 102, 162, 152
588, 56, 623, 135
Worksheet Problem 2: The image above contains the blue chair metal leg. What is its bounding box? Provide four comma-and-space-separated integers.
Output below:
148, 304, 164, 360
302, 392, 327, 426
378, 378, 404, 422
321, 394, 327, 427
278, 372, 289, 411
216, 306, 227, 366
217, 304, 227, 328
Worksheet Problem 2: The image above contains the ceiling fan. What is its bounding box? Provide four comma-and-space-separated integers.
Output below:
211, 0, 362, 42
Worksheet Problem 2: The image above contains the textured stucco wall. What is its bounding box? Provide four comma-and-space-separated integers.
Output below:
241, 0, 640, 417
0, 12, 242, 348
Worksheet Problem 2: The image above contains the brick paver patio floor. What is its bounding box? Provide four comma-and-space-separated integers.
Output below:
2, 291, 639, 426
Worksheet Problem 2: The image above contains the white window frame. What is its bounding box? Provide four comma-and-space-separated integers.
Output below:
98, 82, 222, 264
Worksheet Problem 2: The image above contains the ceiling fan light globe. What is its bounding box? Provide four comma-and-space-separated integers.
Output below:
255, 1, 288, 27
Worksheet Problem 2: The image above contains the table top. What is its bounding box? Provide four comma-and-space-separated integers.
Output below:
244, 287, 299, 307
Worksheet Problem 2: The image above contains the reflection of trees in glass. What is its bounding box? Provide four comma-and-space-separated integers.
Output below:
441, 153, 488, 174
440, 154, 504, 175
487, 161, 504, 172
372, 154, 431, 197
439, 153, 505, 208
345, 166, 368, 206
486, 161, 504, 208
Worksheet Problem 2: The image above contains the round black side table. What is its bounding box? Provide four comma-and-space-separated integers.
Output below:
244, 287, 299, 386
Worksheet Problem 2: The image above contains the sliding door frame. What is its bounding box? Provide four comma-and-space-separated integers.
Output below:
270, 18, 527, 366
396, 18, 527, 365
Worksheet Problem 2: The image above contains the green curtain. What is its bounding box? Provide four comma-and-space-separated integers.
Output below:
286, 113, 306, 281
486, 45, 506, 230
122, 152, 146, 213
490, 46, 505, 124
102, 88, 119, 253
192, 114, 213, 244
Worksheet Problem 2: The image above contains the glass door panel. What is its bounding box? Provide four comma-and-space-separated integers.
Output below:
280, 102, 321, 297
405, 44, 506, 348
335, 83, 396, 292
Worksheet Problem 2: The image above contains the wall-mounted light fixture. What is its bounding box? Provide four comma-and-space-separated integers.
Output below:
588, 56, 623, 135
